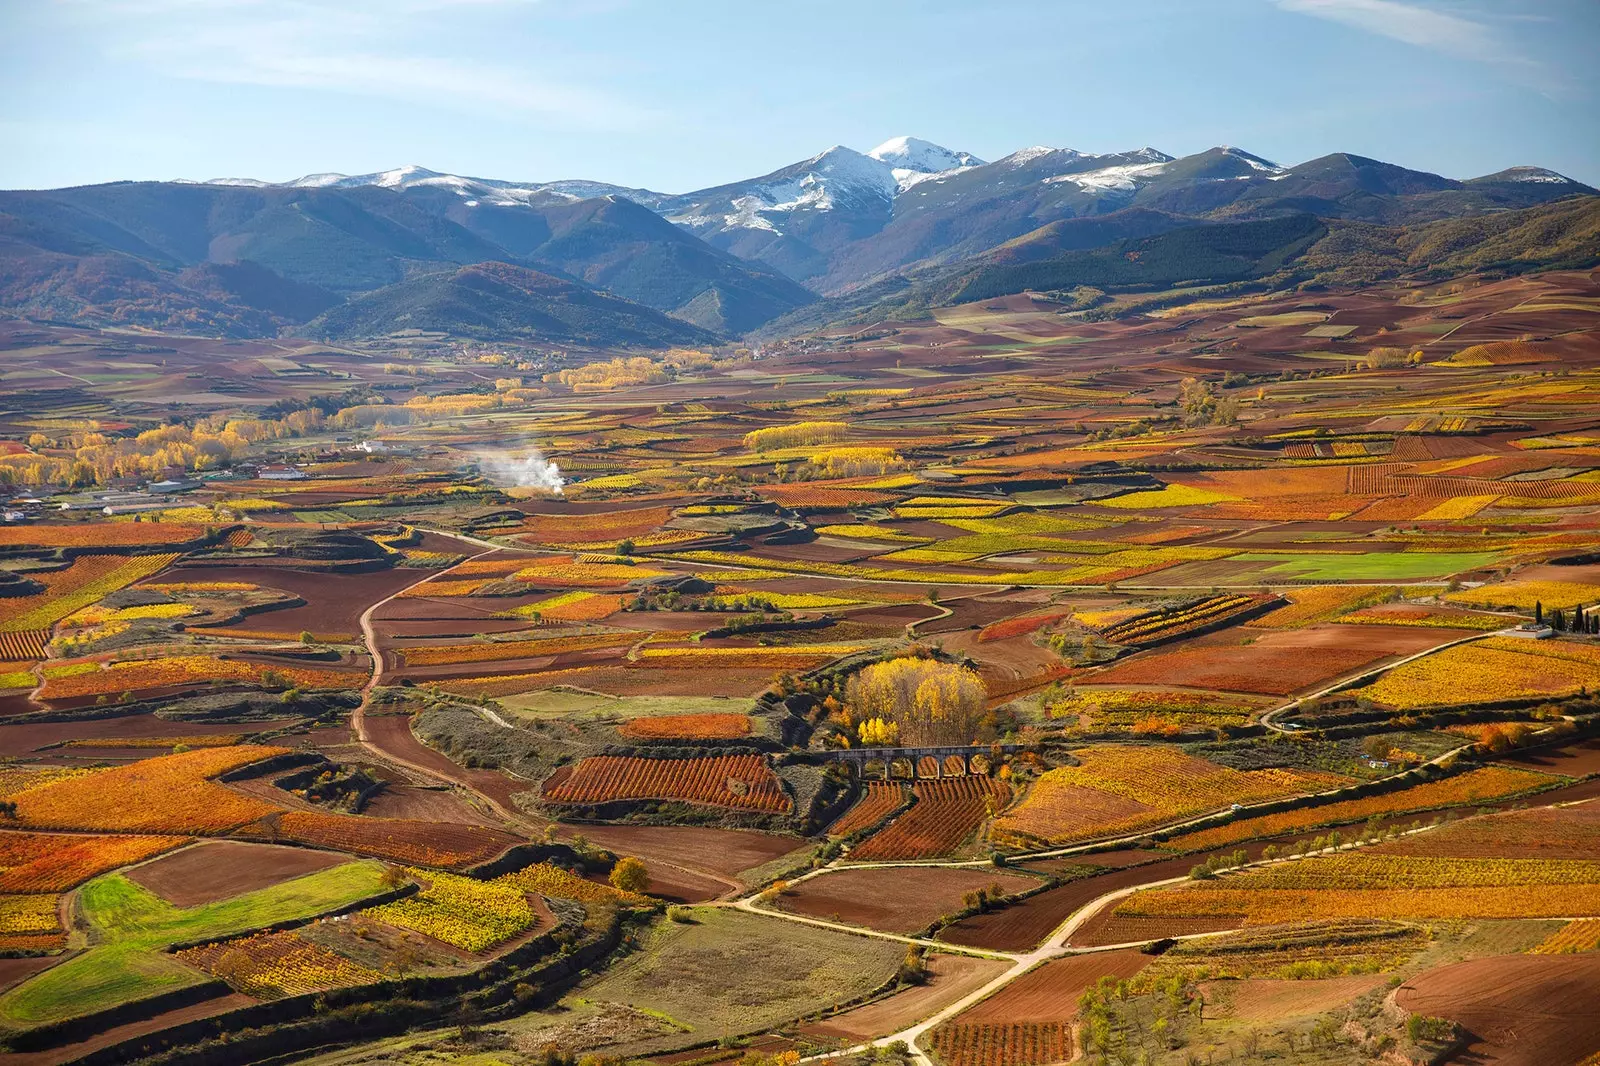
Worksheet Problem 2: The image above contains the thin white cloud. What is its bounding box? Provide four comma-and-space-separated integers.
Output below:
60, 0, 649, 128
1274, 0, 1558, 93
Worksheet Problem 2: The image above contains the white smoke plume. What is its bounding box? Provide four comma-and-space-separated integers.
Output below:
477, 444, 565, 495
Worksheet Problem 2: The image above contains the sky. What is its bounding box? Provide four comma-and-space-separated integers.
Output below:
2, 0, 1597, 192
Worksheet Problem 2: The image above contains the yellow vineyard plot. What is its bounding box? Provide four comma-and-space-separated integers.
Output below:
1354, 637, 1600, 709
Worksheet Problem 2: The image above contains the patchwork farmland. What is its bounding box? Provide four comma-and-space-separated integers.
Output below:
0, 265, 1598, 1065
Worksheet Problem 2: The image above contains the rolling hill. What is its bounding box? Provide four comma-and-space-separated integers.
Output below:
304, 262, 718, 348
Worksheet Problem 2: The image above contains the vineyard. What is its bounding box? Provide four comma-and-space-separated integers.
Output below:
1150, 918, 1430, 979
541, 754, 791, 813
1094, 593, 1274, 646
0, 553, 180, 633
617, 713, 752, 740
1245, 585, 1400, 629
976, 611, 1071, 643
1116, 851, 1600, 926
1445, 580, 1599, 611
176, 929, 385, 997
0, 632, 48, 660
849, 777, 1011, 861
38, 655, 356, 699
0, 832, 186, 892
365, 869, 540, 952
0, 523, 205, 549
1531, 919, 1600, 955
495, 863, 651, 906
1353, 637, 1600, 709
928, 1023, 1070, 1066
827, 782, 907, 838
632, 645, 871, 670
10, 746, 285, 834
1165, 765, 1554, 852
994, 746, 1346, 848
0, 895, 63, 937
1047, 689, 1259, 730
399, 631, 640, 667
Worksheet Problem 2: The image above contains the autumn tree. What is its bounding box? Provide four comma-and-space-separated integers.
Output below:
609, 856, 650, 894
846, 658, 987, 747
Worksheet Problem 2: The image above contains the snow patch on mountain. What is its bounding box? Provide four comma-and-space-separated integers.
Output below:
1218, 147, 1285, 174
1498, 166, 1577, 184
1044, 159, 1171, 192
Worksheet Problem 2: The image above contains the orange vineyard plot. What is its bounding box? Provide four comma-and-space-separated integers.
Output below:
0, 523, 206, 549
9, 746, 287, 834
850, 777, 1011, 861
1531, 919, 1600, 955
0, 632, 48, 660
828, 782, 906, 838
37, 655, 356, 700
0, 832, 188, 892
541, 754, 790, 813
616, 713, 751, 740
994, 746, 1346, 848
400, 632, 640, 668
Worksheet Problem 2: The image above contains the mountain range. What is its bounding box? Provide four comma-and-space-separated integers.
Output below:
0, 137, 1595, 347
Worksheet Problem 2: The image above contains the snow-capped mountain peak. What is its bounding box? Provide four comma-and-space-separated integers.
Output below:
867, 136, 986, 192
868, 136, 984, 174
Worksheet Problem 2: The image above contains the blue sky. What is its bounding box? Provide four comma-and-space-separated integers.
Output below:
2, 0, 1596, 191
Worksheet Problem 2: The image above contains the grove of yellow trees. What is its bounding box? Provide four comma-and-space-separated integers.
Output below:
847, 658, 987, 747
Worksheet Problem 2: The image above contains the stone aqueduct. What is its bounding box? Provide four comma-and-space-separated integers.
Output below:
822, 743, 1028, 781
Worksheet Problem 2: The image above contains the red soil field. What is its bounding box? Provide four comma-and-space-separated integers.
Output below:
1071, 912, 1240, 947
0, 955, 60, 997
850, 777, 1011, 861
958, 949, 1151, 1023
775, 867, 1038, 934
542, 754, 790, 813
0, 990, 258, 1066
1373, 801, 1600, 861
801, 954, 1010, 1043
1397, 954, 1600, 1066
125, 840, 349, 907
360, 784, 500, 826
565, 824, 805, 880
0, 713, 296, 757
158, 563, 425, 639
244, 810, 521, 870
1504, 736, 1600, 778
1087, 625, 1452, 696
827, 781, 906, 838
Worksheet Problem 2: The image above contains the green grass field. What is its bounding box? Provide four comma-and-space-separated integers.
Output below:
0, 861, 389, 1027
1235, 551, 1501, 582
577, 907, 902, 1036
